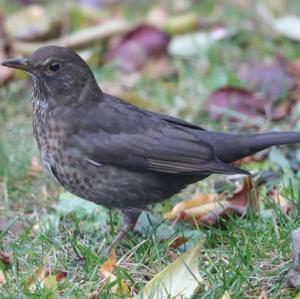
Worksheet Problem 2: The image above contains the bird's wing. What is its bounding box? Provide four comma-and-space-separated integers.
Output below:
74, 96, 248, 175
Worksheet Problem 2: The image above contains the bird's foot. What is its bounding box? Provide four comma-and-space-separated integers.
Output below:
103, 208, 141, 256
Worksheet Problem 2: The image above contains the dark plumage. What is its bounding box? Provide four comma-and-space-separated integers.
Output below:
2, 46, 300, 247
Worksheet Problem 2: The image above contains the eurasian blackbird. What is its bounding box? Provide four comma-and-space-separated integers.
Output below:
2, 46, 300, 247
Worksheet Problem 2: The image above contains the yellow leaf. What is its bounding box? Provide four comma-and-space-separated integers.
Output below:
111, 279, 131, 296
164, 193, 219, 219
137, 238, 205, 299
182, 200, 229, 218
43, 275, 58, 291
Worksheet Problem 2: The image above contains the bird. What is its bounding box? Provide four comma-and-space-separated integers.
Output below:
2, 45, 300, 248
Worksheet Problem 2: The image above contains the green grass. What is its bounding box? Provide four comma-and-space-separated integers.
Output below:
1, 0, 300, 298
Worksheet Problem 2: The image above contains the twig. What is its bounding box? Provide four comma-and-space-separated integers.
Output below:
12, 19, 133, 55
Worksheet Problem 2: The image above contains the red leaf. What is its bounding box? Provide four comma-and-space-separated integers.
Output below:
238, 61, 295, 101
0, 251, 12, 265
165, 178, 257, 227
198, 177, 257, 225
207, 86, 268, 121
207, 86, 289, 122
106, 24, 170, 71
56, 269, 67, 282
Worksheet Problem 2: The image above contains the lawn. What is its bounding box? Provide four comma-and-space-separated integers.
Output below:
1, 0, 300, 298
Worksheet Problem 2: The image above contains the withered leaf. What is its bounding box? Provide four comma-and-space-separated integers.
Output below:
99, 250, 130, 296
268, 188, 294, 214
0, 251, 12, 265
165, 177, 257, 226
238, 61, 294, 101
207, 86, 288, 122
106, 24, 170, 71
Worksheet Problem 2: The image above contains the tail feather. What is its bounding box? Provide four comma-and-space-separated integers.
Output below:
205, 131, 300, 163
240, 132, 300, 153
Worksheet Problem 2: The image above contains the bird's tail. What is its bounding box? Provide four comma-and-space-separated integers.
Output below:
205, 131, 300, 163
239, 132, 300, 154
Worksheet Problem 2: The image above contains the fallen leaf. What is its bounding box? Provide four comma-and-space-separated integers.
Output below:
238, 61, 294, 101
26, 266, 66, 294
207, 86, 288, 122
168, 236, 189, 249
164, 193, 218, 220
56, 269, 67, 282
269, 188, 294, 214
0, 251, 12, 265
100, 250, 117, 278
99, 250, 130, 296
164, 13, 199, 35
27, 267, 48, 294
107, 24, 170, 71
168, 27, 235, 58
200, 177, 257, 225
272, 15, 300, 42
165, 177, 257, 226
0, 270, 6, 285
138, 238, 205, 299
42, 275, 58, 292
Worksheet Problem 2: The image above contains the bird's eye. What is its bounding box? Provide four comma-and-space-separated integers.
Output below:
47, 61, 62, 72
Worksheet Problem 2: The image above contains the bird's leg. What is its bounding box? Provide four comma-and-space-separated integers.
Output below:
105, 209, 141, 254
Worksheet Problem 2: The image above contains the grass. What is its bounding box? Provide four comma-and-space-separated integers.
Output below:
1, 0, 300, 298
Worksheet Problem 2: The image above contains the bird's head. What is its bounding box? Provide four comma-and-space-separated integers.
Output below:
1, 46, 100, 105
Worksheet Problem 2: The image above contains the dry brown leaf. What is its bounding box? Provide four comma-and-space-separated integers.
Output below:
269, 188, 294, 214
165, 177, 257, 226
27, 266, 66, 294
168, 236, 189, 249
100, 250, 117, 278
56, 269, 67, 282
99, 250, 130, 296
0, 251, 12, 265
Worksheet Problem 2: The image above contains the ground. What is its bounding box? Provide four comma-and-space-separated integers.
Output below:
1, 0, 300, 298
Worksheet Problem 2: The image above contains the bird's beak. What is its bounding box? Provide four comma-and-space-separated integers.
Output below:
1, 58, 32, 73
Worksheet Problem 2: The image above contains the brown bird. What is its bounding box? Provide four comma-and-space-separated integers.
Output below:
2, 46, 300, 248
